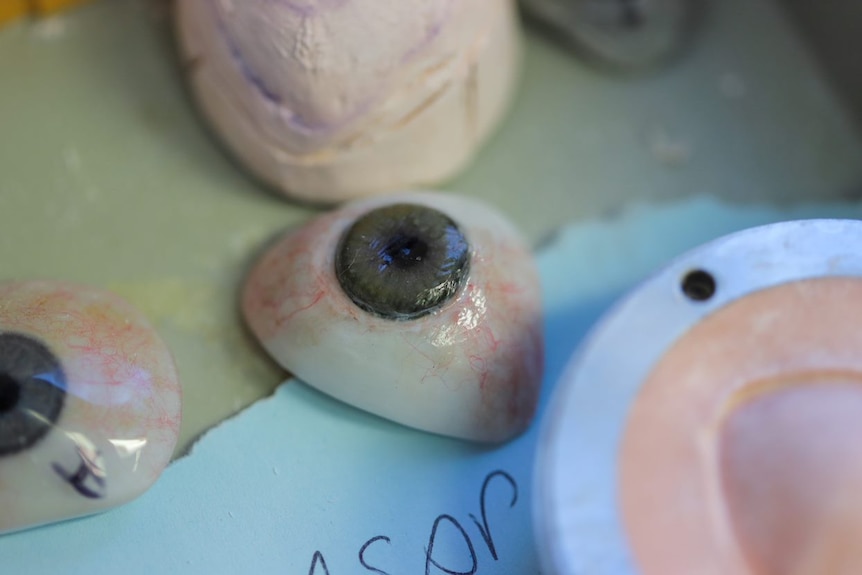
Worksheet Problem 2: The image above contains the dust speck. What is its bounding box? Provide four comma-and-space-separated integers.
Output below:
32, 17, 67, 41
647, 127, 691, 168
719, 73, 747, 99
63, 147, 82, 173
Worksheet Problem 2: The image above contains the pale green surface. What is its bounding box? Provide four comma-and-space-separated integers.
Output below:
0, 0, 860, 452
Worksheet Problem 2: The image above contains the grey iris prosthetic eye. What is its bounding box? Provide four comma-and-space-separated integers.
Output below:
243, 192, 545, 443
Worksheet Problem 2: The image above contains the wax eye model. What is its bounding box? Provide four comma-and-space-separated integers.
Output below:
175, 0, 522, 203
242, 192, 543, 443
534, 220, 862, 575
521, 0, 696, 71
0, 281, 181, 535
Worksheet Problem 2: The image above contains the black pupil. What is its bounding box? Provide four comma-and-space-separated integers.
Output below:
380, 233, 427, 270
0, 373, 19, 413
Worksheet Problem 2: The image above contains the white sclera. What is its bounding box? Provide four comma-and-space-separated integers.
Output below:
242, 192, 543, 443
175, 0, 522, 203
0, 281, 182, 535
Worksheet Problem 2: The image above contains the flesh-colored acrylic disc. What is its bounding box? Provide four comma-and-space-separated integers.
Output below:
534, 220, 862, 575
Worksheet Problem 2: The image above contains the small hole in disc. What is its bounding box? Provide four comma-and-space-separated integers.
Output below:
681, 269, 716, 301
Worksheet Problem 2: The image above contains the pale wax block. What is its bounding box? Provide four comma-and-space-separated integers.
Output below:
4, 197, 862, 574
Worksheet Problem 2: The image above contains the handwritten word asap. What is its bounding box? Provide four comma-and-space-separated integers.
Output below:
307, 469, 519, 575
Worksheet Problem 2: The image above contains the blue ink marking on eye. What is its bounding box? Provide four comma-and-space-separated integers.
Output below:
52, 452, 106, 499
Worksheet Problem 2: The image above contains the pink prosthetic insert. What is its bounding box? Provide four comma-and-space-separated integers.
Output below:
619, 277, 862, 575
0, 281, 182, 535
242, 192, 543, 442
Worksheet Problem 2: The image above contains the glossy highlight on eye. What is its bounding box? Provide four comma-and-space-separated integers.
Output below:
242, 192, 544, 443
0, 280, 182, 535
